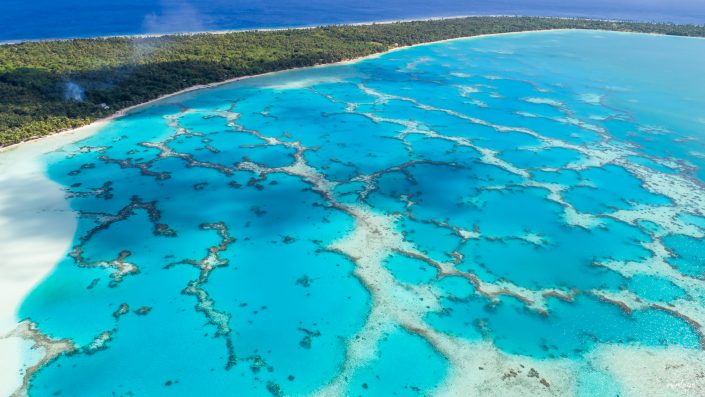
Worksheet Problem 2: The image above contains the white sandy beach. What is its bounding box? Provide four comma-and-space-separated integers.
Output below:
0, 122, 105, 396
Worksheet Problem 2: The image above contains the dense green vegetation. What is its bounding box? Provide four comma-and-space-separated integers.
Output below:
2, 16, 705, 147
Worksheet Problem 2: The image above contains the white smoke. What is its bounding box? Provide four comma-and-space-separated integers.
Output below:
64, 81, 85, 102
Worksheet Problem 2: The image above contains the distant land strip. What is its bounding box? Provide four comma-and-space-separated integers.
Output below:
2, 16, 704, 147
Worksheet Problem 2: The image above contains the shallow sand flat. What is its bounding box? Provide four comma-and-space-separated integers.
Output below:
588, 345, 705, 397
0, 123, 104, 396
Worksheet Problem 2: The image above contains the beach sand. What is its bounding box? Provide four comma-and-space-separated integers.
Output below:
0, 122, 105, 396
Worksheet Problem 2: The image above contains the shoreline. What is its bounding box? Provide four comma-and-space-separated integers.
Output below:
0, 15, 648, 45
3, 16, 705, 149
4, 27, 671, 154
0, 28, 562, 153
0, 120, 106, 396
6, 25, 704, 154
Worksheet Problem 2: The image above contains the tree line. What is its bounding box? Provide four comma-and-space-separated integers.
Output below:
1, 16, 704, 147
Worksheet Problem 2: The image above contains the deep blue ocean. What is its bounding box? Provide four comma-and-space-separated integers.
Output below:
2, 0, 705, 41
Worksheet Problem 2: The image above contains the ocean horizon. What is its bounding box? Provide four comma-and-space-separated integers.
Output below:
2, 0, 705, 42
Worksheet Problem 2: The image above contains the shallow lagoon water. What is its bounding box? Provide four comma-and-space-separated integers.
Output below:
15, 30, 705, 395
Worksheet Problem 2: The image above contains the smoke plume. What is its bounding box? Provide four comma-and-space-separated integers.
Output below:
64, 81, 85, 102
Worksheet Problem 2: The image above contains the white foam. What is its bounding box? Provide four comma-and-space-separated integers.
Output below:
578, 93, 603, 105
265, 76, 343, 90
523, 97, 565, 108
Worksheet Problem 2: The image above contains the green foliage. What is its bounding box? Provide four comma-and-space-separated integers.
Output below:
1, 16, 704, 147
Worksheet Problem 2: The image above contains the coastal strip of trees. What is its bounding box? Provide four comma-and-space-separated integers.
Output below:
2, 16, 705, 147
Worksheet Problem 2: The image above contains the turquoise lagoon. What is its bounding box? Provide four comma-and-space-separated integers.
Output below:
18, 31, 705, 395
